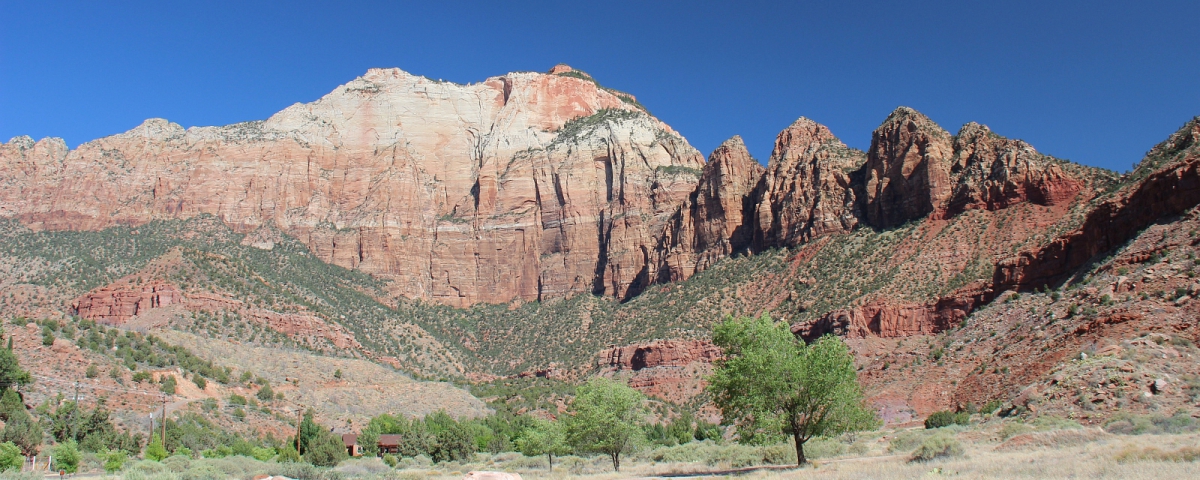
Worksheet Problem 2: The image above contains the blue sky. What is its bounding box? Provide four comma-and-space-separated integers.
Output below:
2, 1, 1197, 172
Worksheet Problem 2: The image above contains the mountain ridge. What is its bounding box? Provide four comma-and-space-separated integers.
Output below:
2, 65, 1198, 426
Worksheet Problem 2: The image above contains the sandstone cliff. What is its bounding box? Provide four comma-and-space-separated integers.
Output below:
0, 65, 704, 306
654, 136, 763, 283
751, 118, 864, 249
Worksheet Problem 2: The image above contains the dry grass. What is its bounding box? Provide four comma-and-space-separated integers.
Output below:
365, 430, 1200, 479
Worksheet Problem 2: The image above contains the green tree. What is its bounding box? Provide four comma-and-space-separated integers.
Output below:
707, 315, 877, 466
564, 377, 646, 472
297, 409, 321, 454
304, 430, 348, 467
1, 413, 44, 456
516, 418, 570, 471
145, 434, 169, 461
53, 440, 81, 473
430, 421, 475, 463
86, 365, 99, 379
0, 441, 21, 472
0, 389, 25, 422
0, 347, 31, 388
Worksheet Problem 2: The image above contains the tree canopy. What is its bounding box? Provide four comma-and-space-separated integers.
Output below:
707, 315, 876, 465
516, 417, 570, 471
564, 377, 646, 472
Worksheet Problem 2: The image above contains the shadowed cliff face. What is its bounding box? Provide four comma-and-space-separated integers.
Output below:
653, 136, 764, 284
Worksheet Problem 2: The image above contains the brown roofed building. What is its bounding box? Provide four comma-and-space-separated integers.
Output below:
342, 433, 362, 457
378, 434, 402, 455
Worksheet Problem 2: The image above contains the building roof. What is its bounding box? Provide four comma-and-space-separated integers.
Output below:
378, 434, 402, 446
342, 433, 358, 447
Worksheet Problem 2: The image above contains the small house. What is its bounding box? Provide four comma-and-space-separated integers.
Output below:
377, 434, 402, 454
342, 433, 362, 457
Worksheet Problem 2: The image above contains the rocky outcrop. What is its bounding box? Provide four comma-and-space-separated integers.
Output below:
944, 122, 1081, 215
793, 283, 990, 341
751, 118, 864, 249
655, 136, 763, 282
597, 339, 722, 403
598, 339, 722, 371
72, 278, 363, 350
71, 282, 182, 325
861, 107, 955, 228
993, 120, 1200, 292
0, 66, 704, 306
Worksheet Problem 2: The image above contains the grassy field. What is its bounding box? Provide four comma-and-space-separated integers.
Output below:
15, 416, 1196, 479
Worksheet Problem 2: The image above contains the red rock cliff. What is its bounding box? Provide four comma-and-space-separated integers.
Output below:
0, 66, 704, 307
751, 117, 864, 249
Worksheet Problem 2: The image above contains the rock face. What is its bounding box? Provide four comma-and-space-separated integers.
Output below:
861, 107, 955, 228
993, 119, 1200, 292
0, 66, 704, 306
655, 136, 764, 282
597, 340, 722, 403
598, 339, 722, 370
751, 118, 864, 249
71, 278, 364, 351
72, 282, 183, 325
794, 284, 989, 341
945, 122, 1081, 215
0, 73, 1099, 310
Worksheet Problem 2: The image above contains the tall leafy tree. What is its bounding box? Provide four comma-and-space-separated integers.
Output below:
0, 346, 30, 389
516, 418, 570, 471
304, 429, 348, 467
707, 315, 876, 465
297, 409, 322, 455
564, 377, 646, 472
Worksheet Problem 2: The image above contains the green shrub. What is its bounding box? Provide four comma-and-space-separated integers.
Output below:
382, 454, 398, 467
193, 375, 207, 389
53, 441, 81, 473
888, 430, 932, 453
160, 375, 177, 395
1105, 412, 1198, 435
924, 410, 970, 429
0, 441, 22, 471
256, 384, 274, 402
104, 449, 127, 473
146, 435, 169, 461
910, 432, 963, 461
981, 400, 1003, 415
251, 447, 275, 462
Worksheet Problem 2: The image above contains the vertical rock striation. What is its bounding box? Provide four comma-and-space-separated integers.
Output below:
750, 117, 865, 250
0, 66, 705, 306
655, 136, 764, 282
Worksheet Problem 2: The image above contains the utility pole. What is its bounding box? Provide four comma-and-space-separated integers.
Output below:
68, 382, 80, 442
295, 407, 303, 455
160, 395, 167, 446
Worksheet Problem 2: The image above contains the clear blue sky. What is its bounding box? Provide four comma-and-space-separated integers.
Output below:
2, 1, 1197, 172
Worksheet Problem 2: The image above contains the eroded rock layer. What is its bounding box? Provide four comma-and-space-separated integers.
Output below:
0, 66, 705, 306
